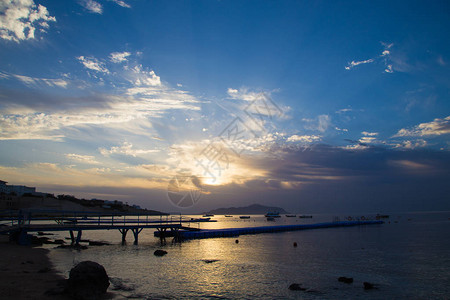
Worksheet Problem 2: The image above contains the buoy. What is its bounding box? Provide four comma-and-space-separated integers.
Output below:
235, 239, 239, 244
293, 242, 297, 247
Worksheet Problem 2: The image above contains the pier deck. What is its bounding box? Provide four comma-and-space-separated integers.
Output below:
0, 209, 183, 245
154, 220, 384, 239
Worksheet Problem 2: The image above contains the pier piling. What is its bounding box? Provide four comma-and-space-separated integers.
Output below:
132, 228, 143, 245
119, 228, 129, 245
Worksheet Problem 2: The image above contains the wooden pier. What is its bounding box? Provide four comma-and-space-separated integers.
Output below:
0, 209, 183, 245
154, 220, 384, 239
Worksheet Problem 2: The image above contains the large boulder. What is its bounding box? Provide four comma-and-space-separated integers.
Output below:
67, 261, 110, 300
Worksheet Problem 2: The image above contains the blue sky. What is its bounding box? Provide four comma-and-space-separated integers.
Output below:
0, 0, 449, 213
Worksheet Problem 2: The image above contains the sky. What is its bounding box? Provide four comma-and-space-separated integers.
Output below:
0, 0, 449, 213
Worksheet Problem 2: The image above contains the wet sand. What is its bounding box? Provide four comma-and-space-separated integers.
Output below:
0, 235, 70, 300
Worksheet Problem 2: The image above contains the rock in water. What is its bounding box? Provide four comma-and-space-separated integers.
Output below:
88, 241, 110, 246
288, 283, 306, 291
338, 276, 354, 284
154, 249, 168, 256
67, 261, 110, 300
109, 277, 135, 291
363, 281, 375, 290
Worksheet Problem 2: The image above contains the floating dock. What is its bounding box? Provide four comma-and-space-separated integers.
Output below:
154, 220, 383, 240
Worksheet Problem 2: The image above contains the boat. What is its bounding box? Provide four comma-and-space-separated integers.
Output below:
203, 214, 214, 217
285, 214, 296, 217
190, 217, 211, 222
375, 214, 389, 220
266, 216, 275, 221
239, 216, 250, 219
264, 212, 281, 218
299, 215, 313, 218
224, 215, 233, 217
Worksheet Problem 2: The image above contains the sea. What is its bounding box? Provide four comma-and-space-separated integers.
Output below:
45, 211, 450, 299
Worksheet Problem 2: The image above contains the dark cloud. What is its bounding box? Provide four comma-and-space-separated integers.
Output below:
204, 144, 450, 213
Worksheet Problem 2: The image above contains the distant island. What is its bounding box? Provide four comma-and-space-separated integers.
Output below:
203, 203, 289, 215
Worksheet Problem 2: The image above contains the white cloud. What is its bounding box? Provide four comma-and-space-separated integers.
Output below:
393, 139, 427, 149
110, 51, 131, 63
344, 144, 370, 150
318, 114, 331, 132
11, 73, 68, 88
80, 0, 102, 14
225, 87, 287, 135
345, 42, 394, 72
13, 74, 35, 85
357, 132, 379, 144
336, 108, 353, 113
385, 64, 393, 73
361, 131, 378, 136
381, 42, 393, 49
0, 72, 10, 79
0, 0, 56, 42
110, 0, 131, 8
66, 153, 99, 164
303, 115, 331, 133
99, 142, 160, 157
359, 137, 376, 144
287, 135, 321, 143
345, 59, 374, 70
77, 56, 109, 73
0, 55, 201, 141
0, 88, 200, 141
335, 107, 364, 114
394, 116, 450, 137
0, 108, 153, 141
127, 65, 161, 87
227, 87, 268, 102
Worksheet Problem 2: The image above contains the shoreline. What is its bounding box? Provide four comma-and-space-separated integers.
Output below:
0, 235, 71, 300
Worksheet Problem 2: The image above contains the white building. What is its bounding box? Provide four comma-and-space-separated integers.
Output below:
0, 180, 38, 196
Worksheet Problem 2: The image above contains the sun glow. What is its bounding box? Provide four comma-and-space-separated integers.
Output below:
203, 176, 224, 186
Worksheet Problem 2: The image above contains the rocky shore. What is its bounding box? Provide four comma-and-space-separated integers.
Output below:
0, 235, 71, 300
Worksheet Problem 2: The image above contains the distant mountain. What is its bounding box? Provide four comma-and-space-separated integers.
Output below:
204, 203, 289, 215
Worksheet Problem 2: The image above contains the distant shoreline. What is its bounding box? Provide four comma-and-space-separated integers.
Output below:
0, 235, 70, 300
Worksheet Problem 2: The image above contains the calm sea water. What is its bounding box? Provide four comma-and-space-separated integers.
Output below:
47, 211, 450, 299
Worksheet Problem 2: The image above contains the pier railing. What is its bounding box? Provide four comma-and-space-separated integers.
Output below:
0, 209, 185, 245
0, 209, 182, 227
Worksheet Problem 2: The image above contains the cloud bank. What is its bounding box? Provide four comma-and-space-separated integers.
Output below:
394, 116, 450, 137
0, 0, 56, 42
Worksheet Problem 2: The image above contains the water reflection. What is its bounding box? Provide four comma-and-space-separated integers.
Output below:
47, 212, 450, 299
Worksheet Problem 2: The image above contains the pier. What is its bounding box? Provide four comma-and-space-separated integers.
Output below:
154, 220, 384, 239
1, 210, 384, 245
0, 209, 183, 245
